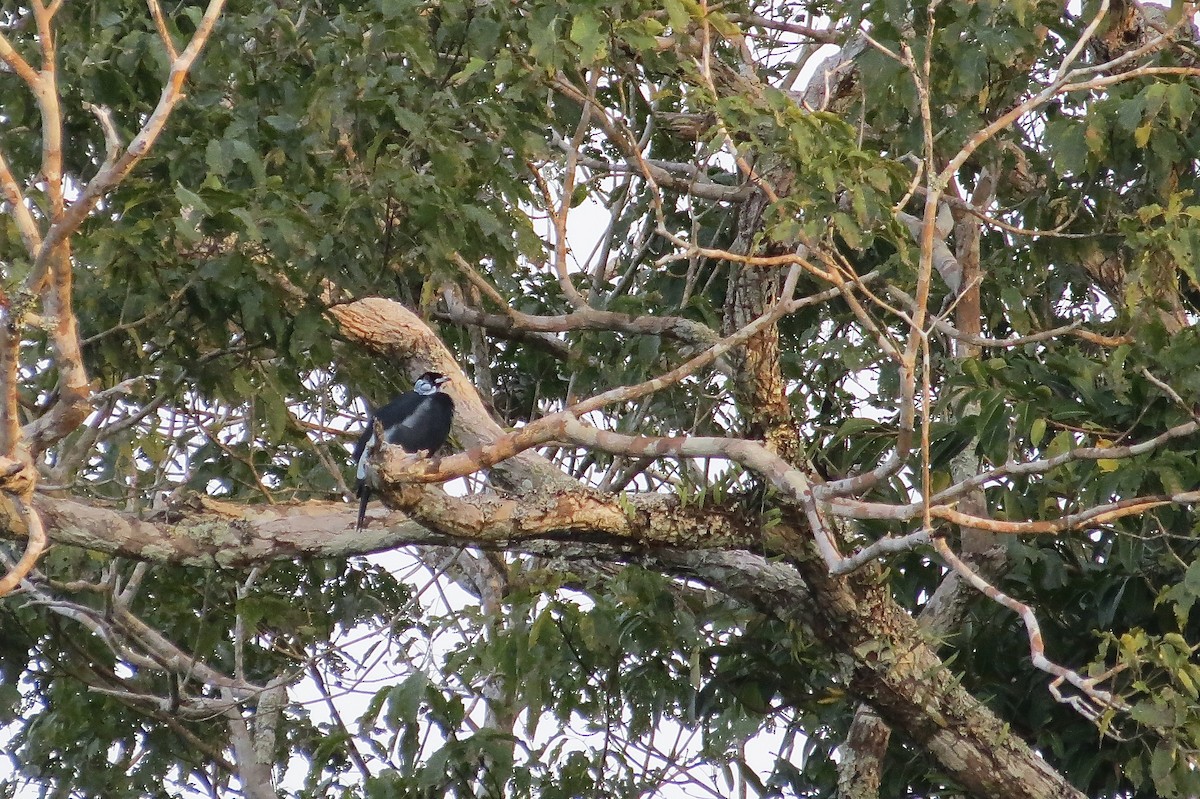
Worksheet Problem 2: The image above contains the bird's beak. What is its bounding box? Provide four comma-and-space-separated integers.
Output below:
435, 375, 451, 386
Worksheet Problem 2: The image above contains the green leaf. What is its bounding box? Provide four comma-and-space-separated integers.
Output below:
1150, 742, 1176, 795
386, 673, 430, 731
264, 113, 299, 132
1030, 417, 1047, 447
569, 11, 607, 64
664, 0, 693, 32
1135, 122, 1153, 148
173, 182, 210, 217
451, 57, 489, 84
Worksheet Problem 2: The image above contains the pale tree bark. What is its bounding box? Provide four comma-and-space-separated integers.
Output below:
224, 689, 281, 799
0, 0, 230, 593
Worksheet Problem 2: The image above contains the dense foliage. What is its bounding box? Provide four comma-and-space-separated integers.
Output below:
3, 1, 1200, 797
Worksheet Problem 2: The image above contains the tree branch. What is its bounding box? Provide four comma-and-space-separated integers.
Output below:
1, 488, 757, 567
146, 0, 179, 61
0, 31, 37, 86
449, 252, 722, 348
932, 538, 1126, 720
0, 496, 46, 597
0, 146, 42, 255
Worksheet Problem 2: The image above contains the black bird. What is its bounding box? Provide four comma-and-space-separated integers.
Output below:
352, 370, 454, 530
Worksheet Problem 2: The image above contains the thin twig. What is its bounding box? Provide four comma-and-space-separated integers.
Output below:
146, 0, 179, 60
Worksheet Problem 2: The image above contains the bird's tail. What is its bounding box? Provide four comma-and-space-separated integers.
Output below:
356, 481, 370, 531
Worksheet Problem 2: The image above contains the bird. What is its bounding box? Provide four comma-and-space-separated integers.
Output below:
352, 370, 454, 530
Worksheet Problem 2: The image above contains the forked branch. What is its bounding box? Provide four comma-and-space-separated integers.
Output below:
24, 0, 230, 295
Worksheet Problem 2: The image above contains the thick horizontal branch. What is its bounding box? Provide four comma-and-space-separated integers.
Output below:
383, 481, 755, 551
2, 487, 756, 568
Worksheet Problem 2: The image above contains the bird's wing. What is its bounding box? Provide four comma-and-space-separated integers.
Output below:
375, 392, 423, 431
393, 400, 435, 439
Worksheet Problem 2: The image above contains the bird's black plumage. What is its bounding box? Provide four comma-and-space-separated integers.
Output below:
353, 371, 454, 530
